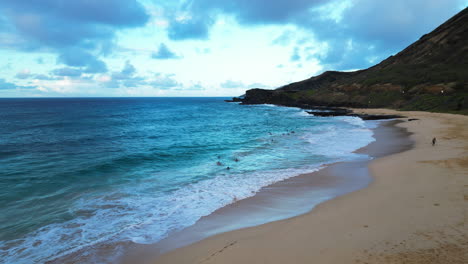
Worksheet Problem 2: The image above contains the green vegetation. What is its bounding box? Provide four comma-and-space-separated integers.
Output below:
360, 65, 468, 89
401, 92, 468, 114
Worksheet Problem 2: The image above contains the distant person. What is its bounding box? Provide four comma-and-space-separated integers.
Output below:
216, 161, 222, 166
234, 158, 239, 162
226, 166, 230, 170
432, 137, 437, 146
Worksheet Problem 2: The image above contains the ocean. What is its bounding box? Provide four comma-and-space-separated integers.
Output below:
0, 98, 376, 263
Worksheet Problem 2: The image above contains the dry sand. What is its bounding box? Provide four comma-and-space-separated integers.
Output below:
153, 109, 468, 264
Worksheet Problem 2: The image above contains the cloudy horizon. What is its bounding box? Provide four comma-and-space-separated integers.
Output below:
0, 0, 466, 97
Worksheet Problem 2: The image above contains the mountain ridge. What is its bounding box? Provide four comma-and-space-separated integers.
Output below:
239, 7, 468, 114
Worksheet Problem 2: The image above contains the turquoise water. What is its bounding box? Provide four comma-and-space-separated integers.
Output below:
0, 98, 374, 263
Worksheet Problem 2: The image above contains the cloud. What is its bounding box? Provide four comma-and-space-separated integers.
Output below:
34, 74, 57, 80
0, 78, 36, 90
162, 0, 465, 70
112, 60, 136, 80
246, 82, 271, 89
57, 48, 108, 73
100, 77, 121, 89
149, 74, 179, 89
203, 0, 326, 24
15, 69, 32, 79
341, 0, 460, 49
185, 83, 205, 90
14, 71, 58, 80
151, 43, 180, 59
163, 0, 327, 40
98, 60, 145, 88
122, 77, 146, 88
167, 15, 214, 40
0, 0, 149, 50
272, 30, 295, 46
195, 47, 211, 54
290, 47, 301, 61
52, 67, 82, 77
0, 62, 12, 71
0, 0, 148, 88
221, 80, 244, 88
82, 59, 108, 73
57, 48, 95, 67
0, 78, 17, 89
121, 61, 136, 76
297, 0, 466, 69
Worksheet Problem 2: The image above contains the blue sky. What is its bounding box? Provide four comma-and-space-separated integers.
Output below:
0, 0, 466, 97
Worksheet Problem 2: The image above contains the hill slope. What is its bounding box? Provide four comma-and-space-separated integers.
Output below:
241, 7, 468, 114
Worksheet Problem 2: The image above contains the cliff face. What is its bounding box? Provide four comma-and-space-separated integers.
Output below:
241, 8, 468, 114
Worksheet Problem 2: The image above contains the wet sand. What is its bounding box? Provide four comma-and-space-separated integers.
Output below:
151, 110, 468, 264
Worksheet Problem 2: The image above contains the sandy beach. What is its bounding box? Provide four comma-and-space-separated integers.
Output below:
152, 110, 468, 264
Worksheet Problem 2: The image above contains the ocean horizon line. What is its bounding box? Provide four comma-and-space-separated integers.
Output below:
0, 96, 235, 99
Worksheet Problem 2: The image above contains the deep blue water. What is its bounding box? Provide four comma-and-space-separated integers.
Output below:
0, 98, 374, 263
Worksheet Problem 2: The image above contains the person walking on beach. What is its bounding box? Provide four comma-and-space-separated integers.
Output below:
432, 137, 437, 146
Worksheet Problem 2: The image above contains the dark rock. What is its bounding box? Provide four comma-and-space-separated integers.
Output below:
306, 108, 352, 117
240, 89, 297, 105
349, 114, 404, 120
307, 109, 404, 120
224, 97, 243, 103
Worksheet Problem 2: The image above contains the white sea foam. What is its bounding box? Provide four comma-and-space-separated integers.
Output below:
0, 165, 326, 264
335, 116, 367, 127
296, 110, 311, 117
301, 126, 374, 157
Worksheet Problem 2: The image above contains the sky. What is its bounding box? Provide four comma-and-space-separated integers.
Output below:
0, 0, 466, 97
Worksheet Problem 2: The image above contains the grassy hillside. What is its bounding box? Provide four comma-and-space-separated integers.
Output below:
242, 8, 468, 114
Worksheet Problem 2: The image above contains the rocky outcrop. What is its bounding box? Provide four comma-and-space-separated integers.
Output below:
224, 97, 243, 102
308, 111, 404, 120
240, 89, 301, 106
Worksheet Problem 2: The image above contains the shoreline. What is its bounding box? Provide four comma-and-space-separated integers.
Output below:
123, 118, 410, 263
151, 109, 468, 264
46, 106, 386, 264
47, 108, 384, 264
121, 119, 410, 263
